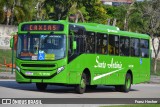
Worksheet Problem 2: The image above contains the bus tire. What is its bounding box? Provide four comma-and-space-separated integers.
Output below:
87, 85, 97, 90
115, 85, 121, 92
75, 73, 87, 94
36, 83, 47, 91
121, 73, 132, 92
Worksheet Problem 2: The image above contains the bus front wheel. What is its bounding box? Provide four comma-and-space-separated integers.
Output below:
36, 83, 47, 91
75, 73, 87, 94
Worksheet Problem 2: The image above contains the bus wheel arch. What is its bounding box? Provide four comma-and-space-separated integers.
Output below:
83, 68, 91, 85
75, 68, 92, 94
75, 72, 87, 94
127, 70, 133, 84
115, 70, 133, 92
83, 68, 97, 90
121, 70, 133, 92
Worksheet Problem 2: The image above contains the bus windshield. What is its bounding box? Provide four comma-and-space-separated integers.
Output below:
17, 34, 66, 60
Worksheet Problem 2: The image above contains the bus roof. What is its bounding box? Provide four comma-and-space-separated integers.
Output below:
19, 20, 150, 39
71, 22, 150, 39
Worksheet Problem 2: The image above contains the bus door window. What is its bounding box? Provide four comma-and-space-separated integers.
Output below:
74, 29, 85, 54
130, 38, 140, 57
96, 33, 108, 54
120, 36, 130, 56
68, 34, 73, 56
109, 35, 119, 55
140, 39, 149, 58
85, 32, 95, 53
69, 24, 86, 55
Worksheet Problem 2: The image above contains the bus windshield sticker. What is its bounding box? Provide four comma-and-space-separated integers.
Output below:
32, 56, 37, 60
45, 54, 55, 60
38, 51, 45, 60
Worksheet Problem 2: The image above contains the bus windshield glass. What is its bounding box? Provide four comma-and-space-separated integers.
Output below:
17, 34, 66, 60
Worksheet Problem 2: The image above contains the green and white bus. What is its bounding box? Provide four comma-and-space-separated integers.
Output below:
12, 20, 150, 94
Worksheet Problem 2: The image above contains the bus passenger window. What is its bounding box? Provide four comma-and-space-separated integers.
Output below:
109, 35, 119, 55
96, 33, 108, 54
85, 32, 95, 53
120, 36, 130, 56
140, 39, 149, 58
130, 38, 140, 57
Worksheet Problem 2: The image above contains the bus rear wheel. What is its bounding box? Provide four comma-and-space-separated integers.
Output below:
36, 83, 47, 91
75, 73, 87, 94
115, 73, 131, 92
87, 85, 97, 90
122, 73, 132, 92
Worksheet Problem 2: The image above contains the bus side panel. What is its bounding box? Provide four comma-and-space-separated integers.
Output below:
67, 54, 87, 84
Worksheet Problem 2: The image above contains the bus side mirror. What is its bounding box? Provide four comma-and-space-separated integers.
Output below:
10, 37, 13, 49
73, 41, 77, 50
10, 35, 18, 50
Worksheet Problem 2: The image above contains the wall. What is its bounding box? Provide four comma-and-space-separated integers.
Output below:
0, 25, 17, 49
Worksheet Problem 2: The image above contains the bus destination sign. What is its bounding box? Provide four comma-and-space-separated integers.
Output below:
21, 24, 64, 31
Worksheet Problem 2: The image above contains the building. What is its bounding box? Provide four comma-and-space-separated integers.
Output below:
101, 0, 133, 6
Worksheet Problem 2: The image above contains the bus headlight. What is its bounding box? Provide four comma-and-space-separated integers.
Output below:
57, 66, 65, 74
16, 66, 20, 72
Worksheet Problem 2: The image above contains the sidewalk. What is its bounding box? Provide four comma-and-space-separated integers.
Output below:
0, 72, 15, 79
0, 72, 160, 84
150, 75, 160, 84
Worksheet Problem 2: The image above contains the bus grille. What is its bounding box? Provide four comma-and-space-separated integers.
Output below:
21, 64, 55, 67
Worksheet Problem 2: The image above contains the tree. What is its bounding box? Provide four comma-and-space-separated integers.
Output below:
115, 0, 160, 74
69, 2, 89, 23
82, 0, 109, 24
139, 0, 160, 73
0, 0, 36, 25
0, 5, 5, 23
44, 0, 76, 20
105, 5, 126, 27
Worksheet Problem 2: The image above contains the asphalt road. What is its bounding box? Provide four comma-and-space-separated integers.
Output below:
0, 79, 160, 98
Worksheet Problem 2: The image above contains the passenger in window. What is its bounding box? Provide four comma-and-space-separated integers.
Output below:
109, 44, 114, 54
120, 43, 125, 55
115, 41, 119, 55
97, 39, 101, 53
101, 40, 107, 54
131, 47, 135, 56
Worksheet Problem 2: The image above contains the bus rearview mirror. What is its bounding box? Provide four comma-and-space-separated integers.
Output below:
73, 41, 77, 50
10, 37, 13, 49
10, 35, 18, 50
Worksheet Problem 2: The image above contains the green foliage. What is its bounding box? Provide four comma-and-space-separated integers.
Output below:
82, 0, 109, 24
0, 0, 37, 25
44, 0, 76, 20
0, 7, 5, 23
0, 49, 15, 64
